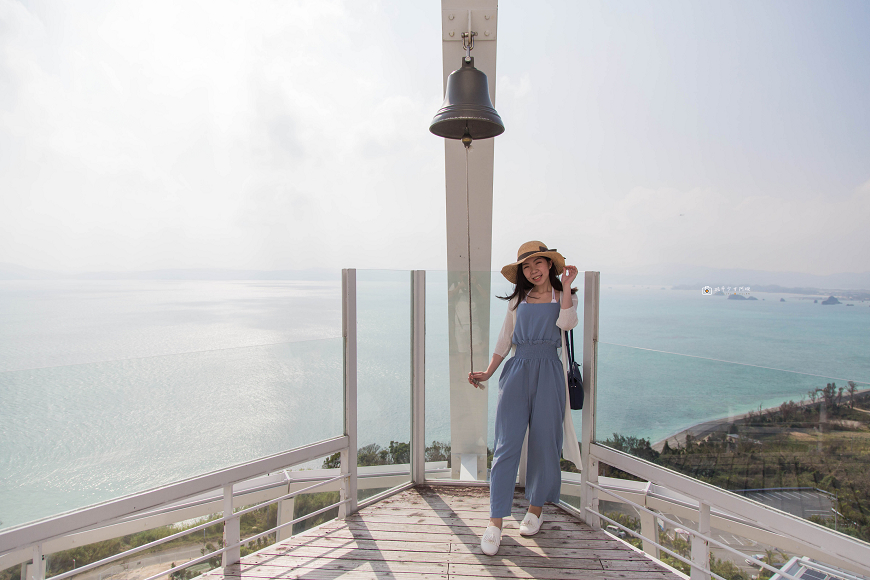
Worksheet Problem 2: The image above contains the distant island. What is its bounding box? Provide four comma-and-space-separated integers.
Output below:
821, 295, 841, 305
673, 284, 870, 301
727, 294, 757, 301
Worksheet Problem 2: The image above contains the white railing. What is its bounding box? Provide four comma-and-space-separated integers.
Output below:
0, 269, 364, 580
565, 271, 870, 579
0, 437, 349, 580
3, 267, 869, 580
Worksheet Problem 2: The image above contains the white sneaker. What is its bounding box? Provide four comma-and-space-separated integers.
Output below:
480, 525, 502, 555
519, 511, 543, 536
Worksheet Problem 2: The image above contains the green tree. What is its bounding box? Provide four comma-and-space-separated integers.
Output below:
387, 441, 410, 464
321, 452, 340, 469
847, 381, 858, 409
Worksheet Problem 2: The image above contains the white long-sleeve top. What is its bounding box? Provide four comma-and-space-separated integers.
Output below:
494, 291, 582, 469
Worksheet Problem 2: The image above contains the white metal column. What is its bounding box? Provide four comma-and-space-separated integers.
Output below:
441, 0, 499, 481
221, 485, 239, 567
30, 545, 43, 580
639, 482, 661, 559
691, 502, 712, 580
411, 270, 426, 484
340, 269, 358, 518
580, 271, 600, 528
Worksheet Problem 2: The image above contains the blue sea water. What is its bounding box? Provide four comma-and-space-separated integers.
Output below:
1, 274, 868, 530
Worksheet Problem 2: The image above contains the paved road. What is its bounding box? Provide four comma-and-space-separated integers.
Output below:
735, 488, 833, 520
662, 512, 787, 577
53, 544, 209, 580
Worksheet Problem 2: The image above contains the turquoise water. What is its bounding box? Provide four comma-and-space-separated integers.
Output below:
595, 285, 870, 444
1, 274, 868, 530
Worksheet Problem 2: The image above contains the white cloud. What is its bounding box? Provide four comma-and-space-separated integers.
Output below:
1, 1, 868, 277
0, 0, 447, 272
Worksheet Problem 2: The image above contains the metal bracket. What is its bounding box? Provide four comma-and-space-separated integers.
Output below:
459, 453, 478, 481
442, 9, 497, 41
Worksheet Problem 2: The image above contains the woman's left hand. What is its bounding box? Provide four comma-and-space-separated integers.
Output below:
561, 264, 578, 286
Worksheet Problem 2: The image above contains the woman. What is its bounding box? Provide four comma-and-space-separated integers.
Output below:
468, 241, 581, 556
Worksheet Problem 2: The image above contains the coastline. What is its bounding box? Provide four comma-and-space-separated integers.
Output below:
651, 387, 870, 452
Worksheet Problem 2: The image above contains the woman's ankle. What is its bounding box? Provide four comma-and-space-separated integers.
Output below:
489, 517, 503, 529
529, 505, 542, 517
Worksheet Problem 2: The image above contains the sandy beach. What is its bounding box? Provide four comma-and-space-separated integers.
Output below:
651, 387, 870, 452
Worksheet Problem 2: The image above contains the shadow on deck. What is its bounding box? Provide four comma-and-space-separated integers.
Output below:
204, 484, 684, 579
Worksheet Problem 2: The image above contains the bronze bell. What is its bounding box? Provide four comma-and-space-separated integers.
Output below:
430, 57, 505, 141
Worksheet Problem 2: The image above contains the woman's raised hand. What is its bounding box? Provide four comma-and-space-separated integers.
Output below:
468, 371, 489, 389
561, 264, 578, 286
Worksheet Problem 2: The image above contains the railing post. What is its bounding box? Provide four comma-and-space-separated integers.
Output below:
276, 473, 295, 543
340, 268, 358, 518
691, 501, 711, 580
30, 545, 44, 580
221, 485, 240, 567
411, 270, 426, 484
639, 482, 660, 559
580, 271, 600, 529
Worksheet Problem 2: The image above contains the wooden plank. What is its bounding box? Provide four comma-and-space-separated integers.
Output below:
246, 546, 450, 565
263, 536, 451, 554
447, 574, 674, 580
208, 485, 684, 580
352, 506, 583, 522
211, 569, 446, 580
310, 520, 616, 541
448, 562, 675, 579
343, 516, 587, 531
218, 558, 448, 575
600, 558, 678, 572
449, 542, 654, 560
447, 551, 604, 570
278, 526, 623, 549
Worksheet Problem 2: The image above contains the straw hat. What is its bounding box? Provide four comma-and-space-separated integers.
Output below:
501, 241, 565, 283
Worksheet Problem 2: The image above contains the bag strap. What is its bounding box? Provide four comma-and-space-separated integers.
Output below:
564, 328, 576, 365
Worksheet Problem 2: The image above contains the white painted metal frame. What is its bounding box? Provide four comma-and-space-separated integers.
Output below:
6, 265, 869, 580
441, 0, 498, 482
583, 481, 801, 580
0, 269, 365, 580
411, 271, 426, 484
340, 268, 358, 519
0, 436, 347, 557
579, 271, 600, 528
588, 444, 870, 575
570, 269, 870, 578
2, 462, 452, 575
0, 437, 350, 580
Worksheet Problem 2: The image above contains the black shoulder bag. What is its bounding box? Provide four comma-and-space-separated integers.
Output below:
565, 329, 584, 410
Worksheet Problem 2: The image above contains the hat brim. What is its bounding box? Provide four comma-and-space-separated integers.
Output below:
501, 251, 565, 284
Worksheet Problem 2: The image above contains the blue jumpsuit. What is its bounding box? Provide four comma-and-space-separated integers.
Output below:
489, 297, 566, 518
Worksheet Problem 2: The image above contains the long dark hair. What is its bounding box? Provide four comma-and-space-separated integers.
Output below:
498, 258, 577, 309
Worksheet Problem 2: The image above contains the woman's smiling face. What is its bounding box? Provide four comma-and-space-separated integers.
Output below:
521, 256, 551, 288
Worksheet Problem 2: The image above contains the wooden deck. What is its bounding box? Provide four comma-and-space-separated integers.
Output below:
206, 484, 683, 580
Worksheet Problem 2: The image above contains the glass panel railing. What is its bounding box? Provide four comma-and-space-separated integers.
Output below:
0, 278, 343, 373
595, 342, 870, 546
2, 448, 347, 580
425, 270, 451, 469
424, 269, 492, 480
0, 337, 344, 531
36, 508, 226, 580
355, 270, 411, 490
597, 285, 870, 383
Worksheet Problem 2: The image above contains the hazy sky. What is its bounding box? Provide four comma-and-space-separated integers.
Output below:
2, 0, 869, 275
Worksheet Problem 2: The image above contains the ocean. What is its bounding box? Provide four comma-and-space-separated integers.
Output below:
1, 273, 868, 530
